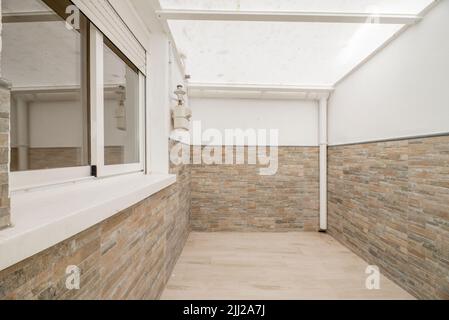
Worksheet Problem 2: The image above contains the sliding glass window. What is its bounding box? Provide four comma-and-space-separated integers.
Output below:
103, 41, 141, 166
2, 0, 89, 174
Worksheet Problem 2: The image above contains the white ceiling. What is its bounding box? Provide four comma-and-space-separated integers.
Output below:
160, 0, 435, 86
168, 20, 402, 86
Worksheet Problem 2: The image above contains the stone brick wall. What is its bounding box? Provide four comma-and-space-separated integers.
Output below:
328, 135, 449, 300
0, 160, 191, 300
190, 146, 319, 232
0, 79, 10, 230
27, 148, 83, 170
167, 141, 191, 274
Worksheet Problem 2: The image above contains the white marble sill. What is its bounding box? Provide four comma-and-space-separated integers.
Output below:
0, 173, 176, 272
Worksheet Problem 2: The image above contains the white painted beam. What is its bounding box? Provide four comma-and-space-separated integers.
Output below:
156, 10, 421, 25
188, 83, 333, 100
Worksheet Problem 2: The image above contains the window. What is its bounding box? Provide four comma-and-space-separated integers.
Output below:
103, 41, 141, 166
3, 0, 89, 174
2, 0, 146, 190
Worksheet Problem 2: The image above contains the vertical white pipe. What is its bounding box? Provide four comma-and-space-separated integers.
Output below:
16, 97, 29, 171
319, 97, 328, 231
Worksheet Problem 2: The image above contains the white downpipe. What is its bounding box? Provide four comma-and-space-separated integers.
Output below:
319, 97, 328, 231
16, 97, 29, 171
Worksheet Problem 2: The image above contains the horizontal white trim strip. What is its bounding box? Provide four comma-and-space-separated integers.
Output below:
11, 84, 124, 94
0, 173, 176, 272
169, 136, 319, 147
329, 131, 449, 147
157, 10, 421, 24
189, 83, 334, 92
188, 83, 333, 100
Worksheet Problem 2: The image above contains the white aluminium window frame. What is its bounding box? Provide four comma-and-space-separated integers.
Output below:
10, 167, 92, 191
90, 25, 146, 178
10, 25, 146, 192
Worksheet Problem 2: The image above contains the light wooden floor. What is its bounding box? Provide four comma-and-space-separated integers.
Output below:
161, 232, 414, 300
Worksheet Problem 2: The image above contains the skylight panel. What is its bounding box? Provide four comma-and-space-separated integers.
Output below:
168, 20, 402, 86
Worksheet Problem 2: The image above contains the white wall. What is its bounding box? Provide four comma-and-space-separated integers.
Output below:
189, 98, 318, 146
10, 99, 127, 148
329, 0, 449, 145
29, 101, 83, 148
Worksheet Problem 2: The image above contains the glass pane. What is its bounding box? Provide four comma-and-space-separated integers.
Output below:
160, 0, 434, 14
168, 20, 401, 85
2, 0, 89, 171
103, 42, 140, 166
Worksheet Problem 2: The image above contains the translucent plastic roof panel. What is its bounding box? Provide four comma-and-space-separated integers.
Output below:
160, 0, 434, 15
162, 1, 435, 86
168, 20, 402, 86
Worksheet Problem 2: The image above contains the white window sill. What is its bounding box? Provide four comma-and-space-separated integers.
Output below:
0, 173, 176, 272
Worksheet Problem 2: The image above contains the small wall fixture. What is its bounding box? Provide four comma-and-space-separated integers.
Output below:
172, 85, 192, 131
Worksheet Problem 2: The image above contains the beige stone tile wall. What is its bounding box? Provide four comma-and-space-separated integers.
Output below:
166, 142, 191, 275
27, 148, 84, 170
0, 158, 191, 299
0, 81, 10, 230
190, 146, 319, 232
104, 146, 125, 166
328, 135, 449, 300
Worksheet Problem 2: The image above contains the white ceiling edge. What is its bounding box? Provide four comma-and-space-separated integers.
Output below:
159, 0, 435, 15
156, 10, 422, 25
188, 83, 334, 100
